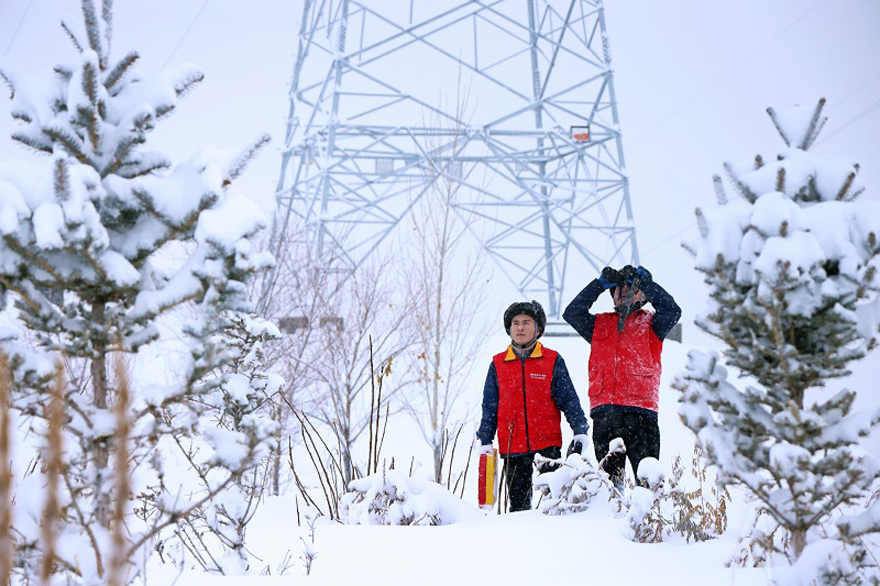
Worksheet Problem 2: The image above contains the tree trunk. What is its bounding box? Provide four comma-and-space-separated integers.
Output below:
271, 404, 282, 496
791, 529, 806, 560
91, 301, 111, 529
433, 439, 443, 485
431, 373, 441, 483
339, 419, 353, 486
341, 445, 353, 486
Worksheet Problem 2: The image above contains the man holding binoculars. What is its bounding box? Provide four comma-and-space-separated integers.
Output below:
563, 265, 681, 491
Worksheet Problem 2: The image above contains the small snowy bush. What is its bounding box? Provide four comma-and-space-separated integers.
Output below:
626, 456, 730, 544
534, 452, 623, 516
534, 444, 729, 545
532, 450, 729, 545
624, 457, 726, 544
339, 468, 480, 526
626, 459, 667, 543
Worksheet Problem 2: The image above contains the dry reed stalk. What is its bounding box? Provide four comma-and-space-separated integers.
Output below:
367, 336, 375, 477
0, 354, 13, 586
107, 353, 132, 586
40, 362, 64, 585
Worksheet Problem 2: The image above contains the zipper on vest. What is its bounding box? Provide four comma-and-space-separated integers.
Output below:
521, 358, 531, 452
612, 323, 624, 406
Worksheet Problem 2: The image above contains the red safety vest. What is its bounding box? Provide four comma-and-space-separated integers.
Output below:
493, 342, 562, 455
588, 310, 663, 412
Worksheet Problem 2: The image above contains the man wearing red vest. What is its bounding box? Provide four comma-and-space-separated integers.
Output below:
562, 265, 681, 490
476, 300, 589, 512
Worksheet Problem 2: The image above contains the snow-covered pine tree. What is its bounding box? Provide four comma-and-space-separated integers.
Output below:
675, 99, 880, 582
0, 0, 273, 582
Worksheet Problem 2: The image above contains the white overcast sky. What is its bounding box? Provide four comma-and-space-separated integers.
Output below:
1, 0, 879, 312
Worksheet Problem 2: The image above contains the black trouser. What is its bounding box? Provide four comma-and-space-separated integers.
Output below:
502, 446, 561, 512
591, 409, 660, 486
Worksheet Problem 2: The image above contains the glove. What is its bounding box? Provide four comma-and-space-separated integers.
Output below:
566, 434, 590, 456
476, 443, 495, 456
598, 266, 620, 289
634, 265, 652, 287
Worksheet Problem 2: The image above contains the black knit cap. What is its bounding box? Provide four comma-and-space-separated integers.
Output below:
503, 300, 546, 338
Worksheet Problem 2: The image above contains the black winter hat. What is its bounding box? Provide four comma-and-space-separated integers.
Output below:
503, 300, 546, 338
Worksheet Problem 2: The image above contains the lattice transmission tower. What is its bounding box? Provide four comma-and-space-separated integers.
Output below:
270, 0, 638, 319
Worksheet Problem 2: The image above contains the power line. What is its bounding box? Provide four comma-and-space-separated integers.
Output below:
818, 96, 880, 146
626, 0, 829, 153
2, 0, 36, 59
828, 70, 880, 112
623, 0, 832, 253
161, 0, 211, 69
641, 219, 698, 261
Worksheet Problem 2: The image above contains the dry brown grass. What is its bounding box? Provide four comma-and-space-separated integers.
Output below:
0, 354, 13, 586
108, 353, 132, 586
40, 362, 65, 584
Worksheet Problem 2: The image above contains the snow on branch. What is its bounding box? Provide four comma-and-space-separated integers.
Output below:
60, 21, 85, 54
223, 134, 271, 187
103, 51, 138, 96
767, 98, 827, 151
81, 0, 109, 67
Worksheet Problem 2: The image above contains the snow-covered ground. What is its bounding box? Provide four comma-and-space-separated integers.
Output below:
139, 339, 777, 585
154, 490, 766, 586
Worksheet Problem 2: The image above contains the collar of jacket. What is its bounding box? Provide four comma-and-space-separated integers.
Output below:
504, 341, 544, 362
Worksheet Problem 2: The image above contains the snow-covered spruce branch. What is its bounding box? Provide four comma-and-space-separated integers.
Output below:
0, 70, 14, 99
1, 234, 67, 284
103, 51, 139, 95
0, 278, 44, 317
223, 134, 271, 186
